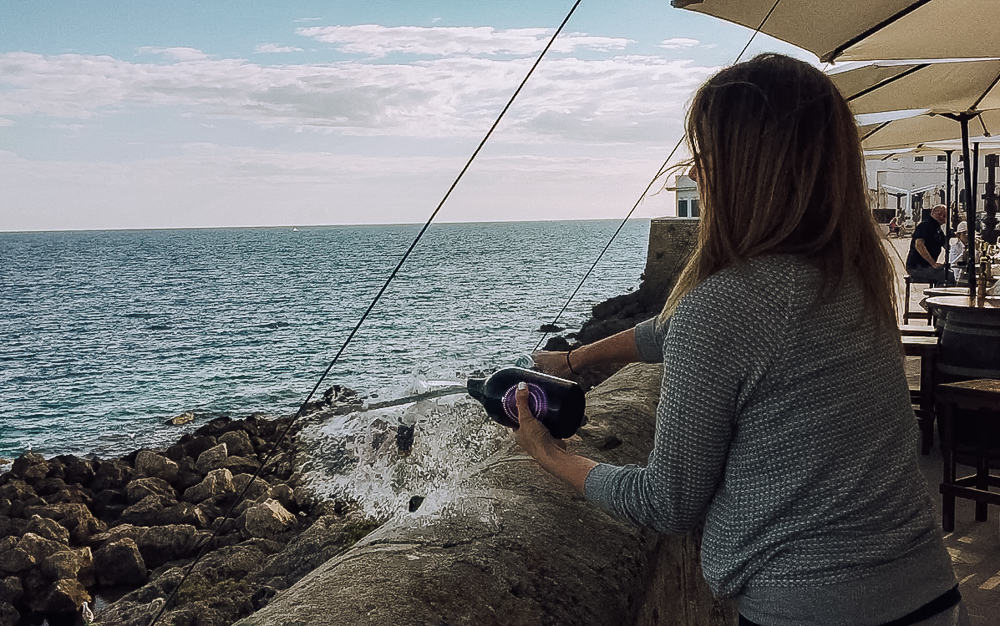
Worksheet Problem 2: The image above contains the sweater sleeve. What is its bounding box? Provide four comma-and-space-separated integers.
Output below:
585, 271, 786, 533
633, 316, 670, 363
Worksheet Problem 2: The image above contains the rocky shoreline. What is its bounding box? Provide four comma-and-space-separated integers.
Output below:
0, 274, 664, 626
0, 396, 377, 626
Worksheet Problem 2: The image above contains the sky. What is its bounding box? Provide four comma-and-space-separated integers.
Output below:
0, 1, 817, 231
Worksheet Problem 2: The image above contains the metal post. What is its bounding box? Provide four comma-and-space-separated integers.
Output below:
984, 154, 999, 245
961, 117, 977, 297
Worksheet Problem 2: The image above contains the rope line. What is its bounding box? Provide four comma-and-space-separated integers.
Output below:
534, 0, 781, 351
148, 2, 583, 623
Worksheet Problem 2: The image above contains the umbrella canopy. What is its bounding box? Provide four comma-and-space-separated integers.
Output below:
829, 59, 1000, 116
860, 110, 1000, 150
672, 0, 1000, 63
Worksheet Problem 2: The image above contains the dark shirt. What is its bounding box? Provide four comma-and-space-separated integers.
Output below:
906, 218, 945, 269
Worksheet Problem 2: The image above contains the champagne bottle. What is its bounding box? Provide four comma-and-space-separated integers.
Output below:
467, 367, 586, 439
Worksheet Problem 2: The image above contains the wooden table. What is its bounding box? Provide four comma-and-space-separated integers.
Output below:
936, 379, 1000, 531
924, 287, 971, 297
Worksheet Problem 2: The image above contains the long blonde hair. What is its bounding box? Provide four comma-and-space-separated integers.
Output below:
661, 54, 896, 329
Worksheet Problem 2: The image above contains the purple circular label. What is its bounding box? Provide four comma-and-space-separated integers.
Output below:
502, 383, 548, 423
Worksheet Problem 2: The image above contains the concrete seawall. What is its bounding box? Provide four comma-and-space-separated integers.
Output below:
237, 363, 735, 626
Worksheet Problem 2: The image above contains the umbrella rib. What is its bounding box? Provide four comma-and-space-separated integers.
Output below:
860, 120, 892, 142
970, 68, 1000, 112
847, 63, 929, 102
821, 0, 933, 63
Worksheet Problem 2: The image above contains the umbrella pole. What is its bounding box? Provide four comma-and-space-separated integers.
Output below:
961, 117, 977, 297
944, 150, 953, 282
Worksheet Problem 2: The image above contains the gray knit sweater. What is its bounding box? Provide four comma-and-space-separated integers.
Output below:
584, 254, 955, 625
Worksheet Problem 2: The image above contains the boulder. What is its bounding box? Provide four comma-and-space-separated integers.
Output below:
168, 411, 195, 426
239, 499, 296, 539
40, 547, 93, 581
159, 502, 209, 528
182, 435, 217, 460
120, 494, 176, 526
195, 443, 228, 474
266, 484, 295, 511
125, 476, 175, 504
232, 474, 270, 501
0, 548, 34, 575
16, 533, 64, 562
0, 601, 18, 626
219, 430, 254, 457
0, 576, 22, 604
183, 468, 234, 504
93, 538, 147, 587
135, 450, 179, 483
90, 458, 133, 491
223, 456, 261, 475
92, 523, 208, 568
44, 483, 92, 505
29, 577, 91, 614
55, 454, 95, 485
10, 453, 49, 483
32, 476, 67, 497
25, 515, 70, 545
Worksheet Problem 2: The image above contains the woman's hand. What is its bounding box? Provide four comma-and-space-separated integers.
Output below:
512, 383, 564, 461
531, 350, 574, 378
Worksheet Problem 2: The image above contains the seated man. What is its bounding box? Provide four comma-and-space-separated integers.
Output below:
906, 204, 949, 284
948, 220, 969, 283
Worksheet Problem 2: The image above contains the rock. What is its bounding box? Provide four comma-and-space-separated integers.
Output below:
183, 468, 234, 503
0, 601, 18, 626
239, 499, 296, 538
93, 538, 147, 587
0, 478, 35, 503
223, 456, 261, 475
167, 411, 195, 426
45, 483, 93, 505
195, 443, 228, 474
182, 435, 217, 460
219, 430, 254, 457
120, 494, 176, 526
25, 515, 70, 545
537, 323, 565, 332
159, 502, 209, 528
40, 547, 93, 581
0, 576, 22, 604
0, 537, 16, 554
135, 450, 179, 483
232, 474, 270, 501
125, 476, 175, 504
267, 484, 295, 511
55, 455, 95, 485
0, 548, 34, 575
16, 533, 64, 562
93, 523, 209, 568
29, 577, 90, 614
33, 476, 67, 497
174, 470, 204, 491
91, 459, 133, 491
252, 514, 378, 585
10, 453, 49, 483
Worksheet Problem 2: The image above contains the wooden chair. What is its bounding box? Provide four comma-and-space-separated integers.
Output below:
935, 379, 1000, 532
903, 275, 938, 324
902, 335, 938, 455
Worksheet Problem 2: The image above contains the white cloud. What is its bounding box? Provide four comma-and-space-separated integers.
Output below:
295, 25, 631, 58
658, 38, 700, 50
0, 51, 715, 144
254, 43, 304, 54
136, 46, 209, 61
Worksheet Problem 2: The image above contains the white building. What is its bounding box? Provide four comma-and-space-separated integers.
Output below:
674, 174, 700, 218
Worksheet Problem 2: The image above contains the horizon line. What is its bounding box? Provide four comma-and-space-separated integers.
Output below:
0, 215, 662, 235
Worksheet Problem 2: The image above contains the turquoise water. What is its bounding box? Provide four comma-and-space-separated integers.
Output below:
0, 220, 649, 459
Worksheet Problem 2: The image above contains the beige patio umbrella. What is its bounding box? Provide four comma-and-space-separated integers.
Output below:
672, 0, 1000, 63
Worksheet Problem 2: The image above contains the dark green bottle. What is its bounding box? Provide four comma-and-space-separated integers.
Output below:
466, 367, 586, 439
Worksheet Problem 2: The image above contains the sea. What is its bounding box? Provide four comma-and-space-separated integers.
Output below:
0, 220, 650, 462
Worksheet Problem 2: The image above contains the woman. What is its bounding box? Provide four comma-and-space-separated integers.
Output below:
514, 54, 964, 626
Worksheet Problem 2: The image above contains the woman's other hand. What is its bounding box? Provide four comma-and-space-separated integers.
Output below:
530, 350, 574, 377
512, 382, 564, 461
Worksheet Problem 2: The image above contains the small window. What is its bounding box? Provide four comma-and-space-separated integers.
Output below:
937, 155, 947, 162
690, 199, 700, 218
914, 156, 924, 162
678, 199, 688, 218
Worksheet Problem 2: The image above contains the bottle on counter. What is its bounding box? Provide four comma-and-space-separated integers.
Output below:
466, 367, 586, 439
